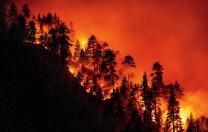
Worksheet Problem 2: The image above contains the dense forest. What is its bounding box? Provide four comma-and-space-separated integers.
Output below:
1, 1, 207, 132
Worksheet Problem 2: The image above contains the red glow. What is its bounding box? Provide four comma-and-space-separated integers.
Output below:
15, 0, 208, 118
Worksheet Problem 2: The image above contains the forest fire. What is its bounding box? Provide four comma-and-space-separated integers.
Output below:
80, 39, 87, 49
180, 108, 191, 126
3, 0, 208, 131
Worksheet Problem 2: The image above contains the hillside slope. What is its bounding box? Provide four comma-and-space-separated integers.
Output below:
1, 43, 107, 132
0, 42, 145, 132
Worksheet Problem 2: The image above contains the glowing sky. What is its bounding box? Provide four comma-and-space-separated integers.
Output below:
15, 0, 208, 116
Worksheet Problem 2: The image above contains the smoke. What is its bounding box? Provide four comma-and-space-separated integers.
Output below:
15, 0, 208, 116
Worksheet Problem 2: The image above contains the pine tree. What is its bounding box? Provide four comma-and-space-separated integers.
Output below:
141, 72, 154, 131
101, 49, 118, 91
79, 49, 87, 64
8, 3, 19, 42
155, 108, 162, 131
22, 4, 30, 18
122, 55, 136, 68
86, 35, 97, 65
59, 22, 72, 65
165, 82, 183, 132
129, 84, 140, 111
119, 77, 130, 113
25, 20, 37, 44
94, 43, 103, 75
151, 62, 164, 131
73, 40, 81, 61
187, 113, 195, 132
8, 3, 18, 22
48, 27, 59, 53
37, 14, 44, 34
122, 55, 136, 85
45, 12, 53, 28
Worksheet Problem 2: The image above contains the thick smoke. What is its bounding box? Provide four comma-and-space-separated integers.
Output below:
15, 0, 208, 116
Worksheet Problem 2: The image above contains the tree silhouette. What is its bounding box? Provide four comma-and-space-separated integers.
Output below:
59, 22, 72, 65
22, 4, 30, 19
94, 43, 103, 75
73, 40, 81, 61
129, 83, 140, 111
8, 3, 18, 22
151, 62, 164, 131
86, 35, 97, 65
187, 113, 196, 132
119, 77, 130, 113
37, 14, 44, 34
79, 49, 87, 64
122, 55, 136, 85
141, 72, 154, 131
165, 82, 183, 132
48, 27, 59, 54
101, 49, 118, 92
45, 13, 53, 28
122, 55, 136, 68
1, 2, 192, 131
25, 20, 37, 44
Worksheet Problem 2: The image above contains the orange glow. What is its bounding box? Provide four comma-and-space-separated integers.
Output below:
16, 0, 208, 120
80, 39, 87, 49
180, 107, 191, 127
69, 67, 76, 75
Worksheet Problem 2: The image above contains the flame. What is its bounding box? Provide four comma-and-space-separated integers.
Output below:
69, 67, 76, 75
180, 107, 191, 127
81, 39, 87, 49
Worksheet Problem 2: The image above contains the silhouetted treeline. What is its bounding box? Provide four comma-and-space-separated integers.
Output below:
1, 1, 205, 132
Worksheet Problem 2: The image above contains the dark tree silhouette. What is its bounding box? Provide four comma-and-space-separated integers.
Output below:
86, 35, 97, 65
22, 4, 30, 18
101, 49, 118, 91
59, 22, 72, 65
73, 40, 81, 61
122, 55, 136, 68
79, 49, 87, 64
141, 72, 154, 131
94, 43, 103, 75
122, 55, 136, 85
151, 62, 164, 131
8, 3, 18, 22
129, 84, 140, 111
119, 77, 130, 113
25, 20, 37, 44
48, 27, 59, 53
37, 14, 44, 34
165, 82, 183, 132
45, 12, 53, 28
187, 113, 196, 132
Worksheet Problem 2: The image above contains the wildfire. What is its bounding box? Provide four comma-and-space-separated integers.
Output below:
69, 67, 76, 75
180, 107, 191, 127
81, 39, 87, 49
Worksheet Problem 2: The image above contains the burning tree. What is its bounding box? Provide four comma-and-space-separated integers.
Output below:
73, 40, 81, 61
122, 55, 136, 84
141, 72, 154, 131
151, 62, 164, 131
165, 82, 183, 132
